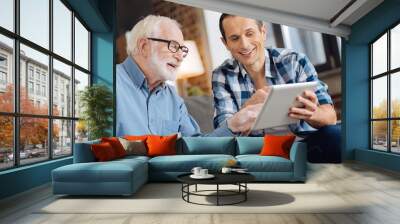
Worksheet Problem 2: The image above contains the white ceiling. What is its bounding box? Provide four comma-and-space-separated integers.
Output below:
166, 0, 384, 37
226, 0, 352, 22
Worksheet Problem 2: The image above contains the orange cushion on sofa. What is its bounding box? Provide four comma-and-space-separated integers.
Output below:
259, 135, 296, 159
124, 135, 150, 141
146, 134, 178, 157
91, 142, 118, 161
101, 137, 126, 158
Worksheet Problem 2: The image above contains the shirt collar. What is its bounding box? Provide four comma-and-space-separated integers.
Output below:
238, 48, 275, 79
122, 56, 166, 91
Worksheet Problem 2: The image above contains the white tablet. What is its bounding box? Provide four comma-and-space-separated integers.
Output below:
251, 81, 319, 131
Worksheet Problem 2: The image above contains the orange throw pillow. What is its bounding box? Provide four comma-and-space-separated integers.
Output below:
91, 142, 117, 161
259, 135, 296, 159
124, 135, 150, 141
146, 134, 178, 157
101, 137, 126, 158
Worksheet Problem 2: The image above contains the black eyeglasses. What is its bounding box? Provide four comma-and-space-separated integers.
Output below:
147, 37, 189, 58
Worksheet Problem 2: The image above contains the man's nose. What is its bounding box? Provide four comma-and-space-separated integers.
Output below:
174, 50, 184, 62
239, 36, 251, 49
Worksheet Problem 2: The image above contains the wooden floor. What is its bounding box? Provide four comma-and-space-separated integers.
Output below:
1, 162, 400, 224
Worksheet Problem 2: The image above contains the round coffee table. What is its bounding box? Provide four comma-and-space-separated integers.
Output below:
177, 172, 255, 206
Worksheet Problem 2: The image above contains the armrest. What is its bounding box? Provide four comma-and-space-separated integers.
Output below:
289, 141, 307, 181
73, 140, 100, 163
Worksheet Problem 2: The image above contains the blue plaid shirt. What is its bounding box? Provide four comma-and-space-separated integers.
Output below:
212, 48, 333, 136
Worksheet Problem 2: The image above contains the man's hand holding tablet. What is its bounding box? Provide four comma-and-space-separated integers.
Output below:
247, 82, 322, 132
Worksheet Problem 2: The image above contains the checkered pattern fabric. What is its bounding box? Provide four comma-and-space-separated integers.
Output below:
212, 48, 333, 136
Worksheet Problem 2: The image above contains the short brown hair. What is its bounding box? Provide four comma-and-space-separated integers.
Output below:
219, 14, 264, 41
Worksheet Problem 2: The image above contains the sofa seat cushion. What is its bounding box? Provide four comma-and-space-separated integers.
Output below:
236, 155, 293, 172
149, 154, 235, 172
52, 159, 147, 183
178, 137, 235, 155
116, 155, 150, 163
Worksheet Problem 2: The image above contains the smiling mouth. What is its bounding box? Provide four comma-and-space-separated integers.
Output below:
239, 48, 255, 57
167, 63, 177, 69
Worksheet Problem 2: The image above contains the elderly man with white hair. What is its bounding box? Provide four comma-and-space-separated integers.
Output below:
116, 15, 261, 137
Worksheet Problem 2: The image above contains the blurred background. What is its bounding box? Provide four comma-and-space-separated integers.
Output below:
116, 0, 342, 132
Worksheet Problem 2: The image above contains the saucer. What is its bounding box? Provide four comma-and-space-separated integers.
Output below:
190, 174, 215, 179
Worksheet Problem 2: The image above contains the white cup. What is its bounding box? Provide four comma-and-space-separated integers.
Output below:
191, 167, 202, 176
221, 167, 232, 174
200, 169, 208, 176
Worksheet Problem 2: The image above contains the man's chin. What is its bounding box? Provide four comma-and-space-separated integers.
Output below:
160, 72, 177, 82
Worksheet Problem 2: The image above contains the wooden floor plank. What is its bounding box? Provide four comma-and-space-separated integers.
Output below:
1, 161, 400, 224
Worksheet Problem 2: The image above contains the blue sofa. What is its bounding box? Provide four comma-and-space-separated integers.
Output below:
52, 137, 307, 196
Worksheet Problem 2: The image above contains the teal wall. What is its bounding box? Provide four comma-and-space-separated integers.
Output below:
91, 0, 115, 136
0, 0, 115, 200
344, 0, 400, 170
0, 158, 72, 199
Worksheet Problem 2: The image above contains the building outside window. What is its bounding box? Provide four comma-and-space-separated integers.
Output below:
0, 71, 6, 84
28, 81, 34, 94
0, 0, 91, 170
35, 70, 40, 81
35, 83, 40, 95
0, 54, 7, 88
41, 85, 46, 97
41, 73, 46, 83
0, 54, 7, 67
28, 66, 34, 80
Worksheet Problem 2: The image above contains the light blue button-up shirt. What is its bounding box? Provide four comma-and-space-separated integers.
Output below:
116, 57, 233, 137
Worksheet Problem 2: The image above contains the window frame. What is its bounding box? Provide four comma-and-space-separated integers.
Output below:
0, 0, 92, 171
271, 24, 341, 73
369, 20, 400, 154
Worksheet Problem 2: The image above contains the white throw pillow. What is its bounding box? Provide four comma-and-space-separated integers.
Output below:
118, 137, 147, 156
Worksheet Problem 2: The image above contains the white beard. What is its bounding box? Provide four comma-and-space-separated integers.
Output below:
149, 51, 177, 82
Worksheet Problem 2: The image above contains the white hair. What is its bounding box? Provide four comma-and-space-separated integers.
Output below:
125, 15, 181, 56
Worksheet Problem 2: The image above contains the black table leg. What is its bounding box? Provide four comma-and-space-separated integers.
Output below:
217, 184, 219, 206
245, 183, 247, 201
187, 184, 190, 202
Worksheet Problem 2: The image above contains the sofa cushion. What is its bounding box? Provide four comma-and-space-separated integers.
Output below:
124, 135, 149, 141
118, 138, 147, 156
178, 137, 235, 155
91, 142, 118, 161
74, 140, 100, 163
148, 154, 235, 172
147, 134, 178, 157
236, 155, 293, 172
101, 137, 127, 158
236, 137, 263, 155
260, 135, 296, 159
115, 155, 150, 163
52, 158, 147, 183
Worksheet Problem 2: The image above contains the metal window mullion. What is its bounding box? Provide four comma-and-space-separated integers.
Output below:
71, 11, 76, 156
0, 30, 90, 73
387, 30, 391, 153
370, 45, 373, 149
88, 31, 91, 76
112, 0, 116, 137
13, 0, 20, 167
48, 0, 53, 160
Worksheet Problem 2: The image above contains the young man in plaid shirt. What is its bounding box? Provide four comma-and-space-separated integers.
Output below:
212, 14, 341, 163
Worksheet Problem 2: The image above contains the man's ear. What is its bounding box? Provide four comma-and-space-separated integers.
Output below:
137, 38, 149, 57
261, 24, 267, 42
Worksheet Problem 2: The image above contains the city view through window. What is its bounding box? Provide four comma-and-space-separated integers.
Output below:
371, 23, 400, 153
0, 0, 90, 170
